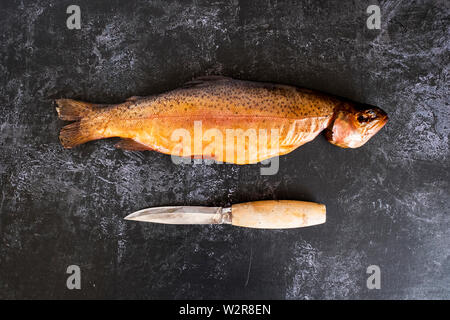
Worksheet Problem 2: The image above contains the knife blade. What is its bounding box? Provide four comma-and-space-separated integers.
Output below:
125, 200, 326, 229
124, 206, 231, 225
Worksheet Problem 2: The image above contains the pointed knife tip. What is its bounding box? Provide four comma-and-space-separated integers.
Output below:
123, 213, 137, 221
124, 208, 149, 221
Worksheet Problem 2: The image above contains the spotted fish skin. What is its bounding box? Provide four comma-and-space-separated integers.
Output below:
56, 76, 388, 164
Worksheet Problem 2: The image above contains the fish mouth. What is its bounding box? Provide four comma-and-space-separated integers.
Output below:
360, 108, 388, 145
373, 106, 388, 121
371, 107, 389, 129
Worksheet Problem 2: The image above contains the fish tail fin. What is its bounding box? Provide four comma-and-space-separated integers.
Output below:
59, 122, 95, 148
56, 99, 104, 148
55, 98, 99, 121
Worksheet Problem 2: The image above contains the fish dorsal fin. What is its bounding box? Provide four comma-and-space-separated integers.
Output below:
115, 139, 153, 151
126, 96, 144, 102
182, 75, 232, 88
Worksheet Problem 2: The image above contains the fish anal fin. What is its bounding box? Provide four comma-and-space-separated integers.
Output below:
115, 139, 153, 151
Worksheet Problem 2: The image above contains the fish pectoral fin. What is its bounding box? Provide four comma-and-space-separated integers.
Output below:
115, 139, 153, 151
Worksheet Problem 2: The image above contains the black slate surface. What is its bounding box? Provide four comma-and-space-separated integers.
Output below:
0, 0, 448, 299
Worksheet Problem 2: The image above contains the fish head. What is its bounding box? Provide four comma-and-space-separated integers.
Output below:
325, 103, 388, 148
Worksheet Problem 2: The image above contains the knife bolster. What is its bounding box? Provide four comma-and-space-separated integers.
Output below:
219, 207, 232, 224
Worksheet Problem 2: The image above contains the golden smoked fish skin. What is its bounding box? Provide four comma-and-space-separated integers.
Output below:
56, 76, 388, 164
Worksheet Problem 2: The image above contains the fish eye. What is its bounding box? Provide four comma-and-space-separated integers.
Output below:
357, 114, 369, 123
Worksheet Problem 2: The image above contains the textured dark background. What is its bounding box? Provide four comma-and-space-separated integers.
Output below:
0, 0, 448, 299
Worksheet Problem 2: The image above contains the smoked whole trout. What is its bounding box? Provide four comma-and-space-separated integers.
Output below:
56, 76, 388, 164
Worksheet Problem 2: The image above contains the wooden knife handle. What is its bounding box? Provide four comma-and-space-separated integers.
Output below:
231, 200, 326, 229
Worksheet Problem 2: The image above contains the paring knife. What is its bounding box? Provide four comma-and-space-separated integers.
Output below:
124, 200, 326, 229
